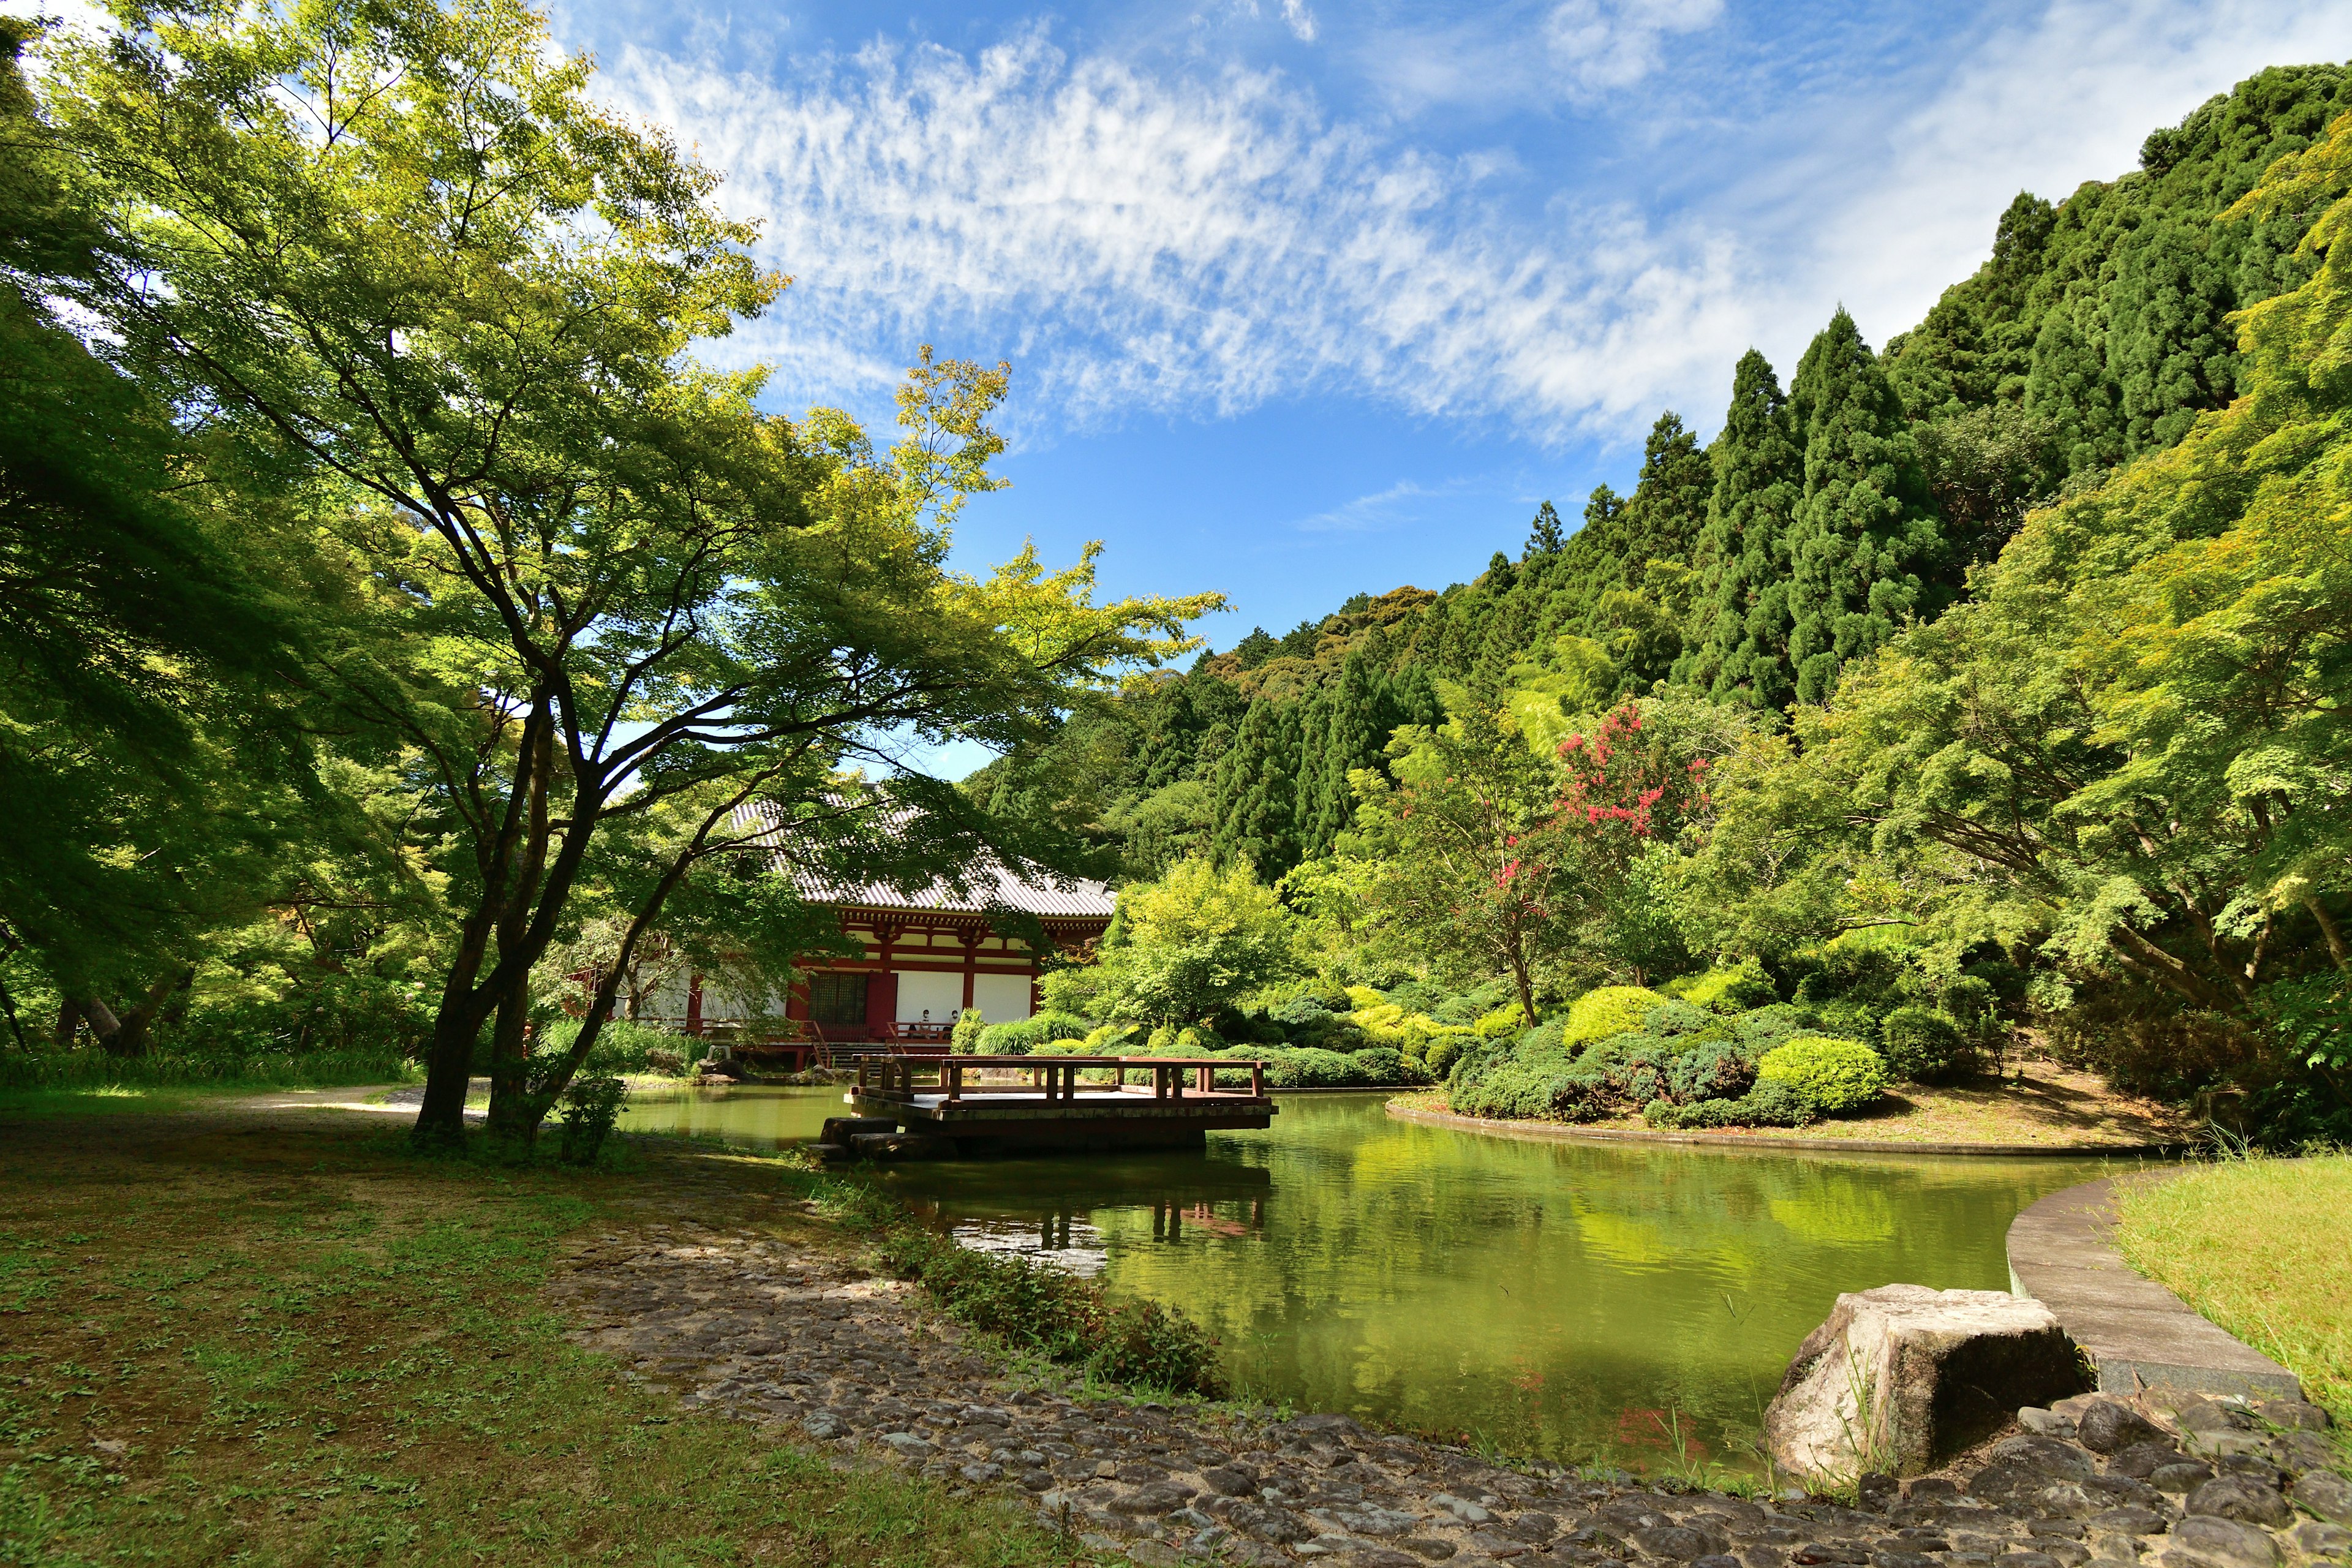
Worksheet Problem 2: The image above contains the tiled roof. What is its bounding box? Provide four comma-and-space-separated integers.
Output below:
733, 801, 1117, 920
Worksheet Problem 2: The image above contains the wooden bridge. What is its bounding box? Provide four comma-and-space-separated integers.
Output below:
825, 1055, 1276, 1157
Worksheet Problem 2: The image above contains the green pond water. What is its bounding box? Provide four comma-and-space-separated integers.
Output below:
617, 1086, 2136, 1469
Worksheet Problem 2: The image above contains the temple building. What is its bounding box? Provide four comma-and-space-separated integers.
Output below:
653, 805, 1115, 1046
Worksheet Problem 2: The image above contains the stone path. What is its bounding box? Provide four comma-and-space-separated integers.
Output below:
548, 1210, 2352, 1568
2007, 1179, 2302, 1403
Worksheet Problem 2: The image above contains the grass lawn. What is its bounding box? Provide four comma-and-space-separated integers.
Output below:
0, 1105, 1084, 1566
2113, 1154, 2352, 1428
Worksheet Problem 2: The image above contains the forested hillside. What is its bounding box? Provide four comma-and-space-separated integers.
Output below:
975, 64, 2352, 882
978, 66, 2352, 1140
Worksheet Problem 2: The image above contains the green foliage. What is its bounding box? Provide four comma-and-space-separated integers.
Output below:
1643, 1079, 1814, 1129
1472, 1004, 1528, 1039
1879, 1007, 1976, 1084
1757, 1037, 1889, 1114
1672, 963, 1779, 1014
1077, 858, 1296, 1025
951, 1006, 986, 1054
976, 1011, 1089, 1056
537, 1018, 682, 1074
1349, 705, 1578, 1027
842, 1185, 1224, 1398
554, 1070, 628, 1166
1784, 309, 1945, 703
1424, 1035, 1471, 1080
1565, 986, 1668, 1048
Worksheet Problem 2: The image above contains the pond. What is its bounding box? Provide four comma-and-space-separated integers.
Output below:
618, 1085, 2132, 1470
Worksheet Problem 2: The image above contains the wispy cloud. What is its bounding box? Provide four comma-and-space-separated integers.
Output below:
605, 30, 1751, 443
1545, 0, 1724, 93
601, 0, 2352, 450
1293, 477, 1490, 533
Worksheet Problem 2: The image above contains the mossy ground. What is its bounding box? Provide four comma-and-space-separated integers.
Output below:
2113, 1152, 2352, 1429
0, 1101, 1088, 1566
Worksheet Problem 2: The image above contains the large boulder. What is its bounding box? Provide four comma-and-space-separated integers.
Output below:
1765, 1284, 2087, 1480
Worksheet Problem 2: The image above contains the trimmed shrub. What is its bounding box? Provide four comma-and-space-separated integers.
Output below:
1879, 1006, 1975, 1084
1733, 1004, 1815, 1053
1565, 986, 1667, 1049
1269, 996, 1335, 1028
1515, 1016, 1572, 1062
1256, 1047, 1368, 1087
1758, 1036, 1888, 1114
1673, 962, 1779, 1014
977, 1011, 1091, 1056
1452, 1063, 1602, 1122
1806, 997, 1884, 1044
1425, 1035, 1471, 1082
1643, 1078, 1813, 1129
1640, 999, 1714, 1039
1665, 1037, 1758, 1104
1473, 1003, 1528, 1039
952, 1006, 986, 1053
1735, 1078, 1815, 1125
1342, 984, 1387, 1011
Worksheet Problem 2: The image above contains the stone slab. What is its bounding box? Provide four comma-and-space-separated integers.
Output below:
2006, 1175, 2303, 1401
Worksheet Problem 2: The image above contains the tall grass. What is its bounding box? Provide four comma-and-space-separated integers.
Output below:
0, 1046, 421, 1091
2113, 1149, 2352, 1427
809, 1175, 1227, 1399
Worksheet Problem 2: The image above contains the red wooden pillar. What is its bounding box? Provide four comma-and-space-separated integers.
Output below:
960, 927, 982, 1012
865, 920, 901, 1039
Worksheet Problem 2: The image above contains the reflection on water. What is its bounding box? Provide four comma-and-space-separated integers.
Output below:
619, 1085, 2135, 1468
949, 1216, 1110, 1277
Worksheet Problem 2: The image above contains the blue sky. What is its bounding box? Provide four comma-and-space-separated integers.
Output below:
546, 0, 2352, 662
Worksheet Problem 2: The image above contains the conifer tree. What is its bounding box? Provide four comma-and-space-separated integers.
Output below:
2025, 302, 2124, 475
1210, 696, 1305, 876
1298, 650, 1393, 858
1679, 350, 1803, 708
1613, 412, 1714, 572
1523, 500, 1566, 557
1783, 310, 1943, 704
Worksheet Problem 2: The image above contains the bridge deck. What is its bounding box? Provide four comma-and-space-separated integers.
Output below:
845, 1055, 1276, 1151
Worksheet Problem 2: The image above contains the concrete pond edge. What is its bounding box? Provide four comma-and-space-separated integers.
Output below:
1386, 1099, 2183, 1158
2005, 1173, 2305, 1403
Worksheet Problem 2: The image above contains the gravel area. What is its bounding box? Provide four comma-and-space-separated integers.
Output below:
551, 1216, 2352, 1568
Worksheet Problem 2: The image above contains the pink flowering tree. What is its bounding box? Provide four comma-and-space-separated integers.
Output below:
1553, 705, 1716, 982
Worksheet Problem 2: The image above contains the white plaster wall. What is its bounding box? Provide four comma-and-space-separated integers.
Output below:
896, 970, 963, 1025
971, 973, 1032, 1024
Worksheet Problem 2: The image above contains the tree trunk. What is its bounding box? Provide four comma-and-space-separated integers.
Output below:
54, 997, 83, 1047
1507, 946, 1537, 1030
412, 917, 496, 1150
484, 710, 555, 1161
481, 967, 539, 1161
2309, 898, 2350, 973
80, 970, 188, 1058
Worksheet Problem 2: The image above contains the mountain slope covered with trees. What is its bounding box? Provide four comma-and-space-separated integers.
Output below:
980, 65, 2352, 1139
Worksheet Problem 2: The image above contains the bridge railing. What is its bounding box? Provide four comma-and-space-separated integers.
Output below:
853, 1055, 1270, 1104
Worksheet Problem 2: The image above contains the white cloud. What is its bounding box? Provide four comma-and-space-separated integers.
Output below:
1784, 0, 2352, 363
607, 30, 1751, 441
1280, 0, 1318, 45
1294, 477, 1483, 532
1545, 0, 1723, 94
600, 0, 2352, 450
